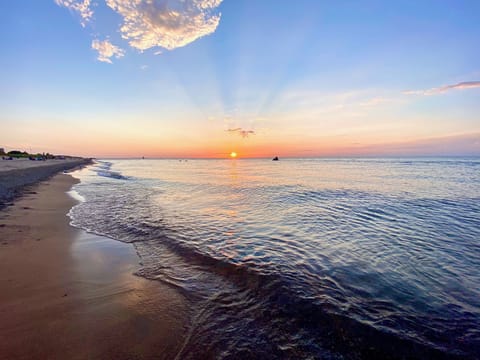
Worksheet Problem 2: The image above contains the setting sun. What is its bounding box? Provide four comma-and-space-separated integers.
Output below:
1, 1, 479, 359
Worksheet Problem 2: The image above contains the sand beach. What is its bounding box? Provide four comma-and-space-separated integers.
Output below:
0, 158, 91, 204
0, 164, 189, 359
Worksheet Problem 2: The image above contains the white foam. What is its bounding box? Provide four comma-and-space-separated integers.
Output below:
67, 188, 85, 203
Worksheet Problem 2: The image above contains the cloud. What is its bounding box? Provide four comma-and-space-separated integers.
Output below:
54, 0, 93, 27
55, 0, 224, 63
227, 128, 255, 138
404, 81, 480, 96
91, 39, 125, 63
105, 0, 223, 51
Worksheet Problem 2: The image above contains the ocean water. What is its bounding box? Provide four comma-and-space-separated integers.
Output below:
69, 158, 480, 359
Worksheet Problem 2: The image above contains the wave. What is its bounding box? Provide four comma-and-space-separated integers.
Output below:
68, 159, 480, 359
94, 160, 131, 180
133, 232, 470, 359
69, 208, 478, 359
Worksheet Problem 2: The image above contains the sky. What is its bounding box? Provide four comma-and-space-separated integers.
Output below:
1, 0, 479, 158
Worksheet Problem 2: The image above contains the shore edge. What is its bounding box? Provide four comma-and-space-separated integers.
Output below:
0, 172, 189, 359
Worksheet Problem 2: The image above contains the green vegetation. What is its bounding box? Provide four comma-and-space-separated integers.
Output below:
4, 150, 55, 159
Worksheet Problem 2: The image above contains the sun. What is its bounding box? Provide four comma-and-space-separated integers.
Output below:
230, 151, 237, 158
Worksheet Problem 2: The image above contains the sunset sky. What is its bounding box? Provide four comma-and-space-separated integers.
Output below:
1, 0, 479, 158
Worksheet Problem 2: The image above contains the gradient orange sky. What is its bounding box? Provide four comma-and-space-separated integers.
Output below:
1, 1, 479, 158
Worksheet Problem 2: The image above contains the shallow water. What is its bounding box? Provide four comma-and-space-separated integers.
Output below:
69, 158, 480, 359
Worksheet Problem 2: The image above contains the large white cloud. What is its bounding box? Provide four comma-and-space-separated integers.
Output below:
105, 0, 223, 51
91, 39, 125, 63
54, 0, 93, 27
55, 0, 223, 62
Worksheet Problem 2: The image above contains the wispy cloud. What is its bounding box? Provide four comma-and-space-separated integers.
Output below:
227, 128, 255, 138
91, 39, 125, 63
404, 81, 480, 96
105, 0, 223, 51
54, 0, 93, 27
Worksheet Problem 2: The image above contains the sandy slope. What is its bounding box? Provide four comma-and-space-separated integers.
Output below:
0, 173, 189, 359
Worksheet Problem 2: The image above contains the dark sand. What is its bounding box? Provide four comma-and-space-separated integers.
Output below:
0, 158, 91, 203
0, 173, 189, 359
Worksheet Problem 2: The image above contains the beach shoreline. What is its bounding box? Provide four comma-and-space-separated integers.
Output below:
0, 172, 189, 359
0, 158, 93, 206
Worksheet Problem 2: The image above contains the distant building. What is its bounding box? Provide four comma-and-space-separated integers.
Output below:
0, 148, 5, 155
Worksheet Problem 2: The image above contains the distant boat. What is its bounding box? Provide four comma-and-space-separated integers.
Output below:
272, 156, 279, 161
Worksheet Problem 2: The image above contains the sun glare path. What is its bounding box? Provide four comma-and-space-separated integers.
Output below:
230, 152, 237, 158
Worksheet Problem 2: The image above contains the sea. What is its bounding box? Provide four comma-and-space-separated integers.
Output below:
68, 158, 480, 359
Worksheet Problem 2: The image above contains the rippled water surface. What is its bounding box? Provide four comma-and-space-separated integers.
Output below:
69, 158, 480, 359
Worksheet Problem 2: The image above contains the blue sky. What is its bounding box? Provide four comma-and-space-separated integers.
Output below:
1, 0, 479, 157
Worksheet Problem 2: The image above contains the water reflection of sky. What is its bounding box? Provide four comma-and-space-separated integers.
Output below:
67, 158, 480, 357
108, 158, 480, 200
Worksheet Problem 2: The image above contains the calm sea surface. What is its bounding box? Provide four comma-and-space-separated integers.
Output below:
70, 158, 480, 359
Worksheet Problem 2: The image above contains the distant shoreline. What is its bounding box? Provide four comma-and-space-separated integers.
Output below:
0, 157, 92, 206
95, 155, 480, 160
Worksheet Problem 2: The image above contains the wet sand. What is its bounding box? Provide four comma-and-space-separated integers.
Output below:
0, 173, 189, 359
